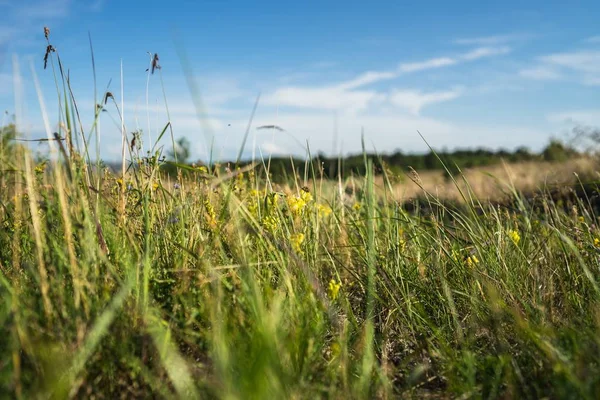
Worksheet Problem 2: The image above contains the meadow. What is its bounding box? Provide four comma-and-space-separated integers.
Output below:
2, 30, 600, 399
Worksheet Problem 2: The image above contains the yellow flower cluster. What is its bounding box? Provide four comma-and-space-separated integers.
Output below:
328, 279, 341, 301
301, 190, 313, 203
466, 255, 479, 268
287, 190, 313, 215
508, 229, 521, 245
290, 232, 305, 254
203, 198, 217, 229
317, 203, 332, 218
594, 238, 600, 247
262, 215, 278, 233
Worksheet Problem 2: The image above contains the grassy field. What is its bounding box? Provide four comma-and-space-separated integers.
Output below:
2, 34, 600, 399
390, 157, 598, 202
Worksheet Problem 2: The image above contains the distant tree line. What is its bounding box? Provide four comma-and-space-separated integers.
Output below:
225, 140, 581, 182
0, 122, 583, 183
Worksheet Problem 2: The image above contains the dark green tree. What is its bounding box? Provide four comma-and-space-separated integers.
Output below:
168, 137, 191, 164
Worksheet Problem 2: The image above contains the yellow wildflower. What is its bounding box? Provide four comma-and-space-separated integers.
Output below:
508, 229, 521, 245
328, 279, 341, 301
352, 202, 361, 211
466, 255, 479, 268
152, 182, 160, 191
203, 198, 217, 229
300, 189, 313, 203
594, 238, 600, 247
262, 215, 278, 233
317, 204, 332, 218
579, 216, 585, 223
287, 195, 307, 215
290, 233, 305, 254
399, 238, 406, 251
34, 162, 47, 174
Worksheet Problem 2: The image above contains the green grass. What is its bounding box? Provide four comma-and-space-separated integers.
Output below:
1, 31, 600, 399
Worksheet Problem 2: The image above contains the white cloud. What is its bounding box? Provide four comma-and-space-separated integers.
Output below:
338, 71, 398, 90
519, 66, 562, 80
398, 57, 457, 73
461, 46, 511, 61
538, 50, 600, 86
264, 86, 382, 112
224, 111, 549, 158
540, 50, 600, 74
519, 50, 600, 86
261, 46, 510, 115
261, 141, 288, 155
194, 77, 249, 107
264, 84, 464, 116
269, 46, 509, 112
388, 88, 464, 115
330, 46, 511, 92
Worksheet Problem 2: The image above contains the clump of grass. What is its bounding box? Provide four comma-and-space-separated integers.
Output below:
1, 28, 600, 399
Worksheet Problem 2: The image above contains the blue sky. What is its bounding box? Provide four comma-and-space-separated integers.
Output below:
1, 0, 599, 161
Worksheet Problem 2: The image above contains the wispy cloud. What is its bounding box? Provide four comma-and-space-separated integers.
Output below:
338, 71, 400, 90
540, 50, 600, 85
388, 87, 464, 115
519, 49, 600, 86
260, 141, 288, 156
519, 66, 562, 80
265, 46, 508, 114
461, 46, 511, 61
398, 57, 458, 73
263, 46, 510, 115
540, 50, 600, 74
339, 46, 510, 91
264, 86, 382, 112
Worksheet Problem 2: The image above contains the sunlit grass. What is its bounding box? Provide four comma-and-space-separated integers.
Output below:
1, 29, 600, 399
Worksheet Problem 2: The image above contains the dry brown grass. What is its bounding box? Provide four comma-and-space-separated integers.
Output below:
387, 157, 600, 202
